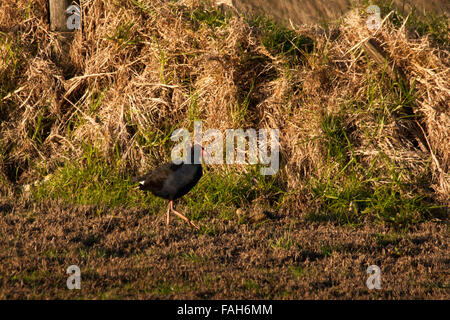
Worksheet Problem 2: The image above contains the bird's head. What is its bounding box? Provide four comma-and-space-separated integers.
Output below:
191, 143, 208, 164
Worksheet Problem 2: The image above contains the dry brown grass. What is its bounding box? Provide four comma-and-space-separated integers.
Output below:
339, 9, 450, 200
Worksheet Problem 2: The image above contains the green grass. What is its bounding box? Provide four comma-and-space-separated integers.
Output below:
310, 140, 438, 228
30, 105, 439, 229
106, 21, 142, 50
320, 113, 349, 165
289, 265, 310, 279
376, 232, 400, 246
181, 252, 206, 263
26, 105, 55, 146
153, 281, 187, 295
243, 279, 260, 291
199, 223, 219, 236
182, 164, 284, 222
31, 142, 284, 222
421, 280, 450, 290
306, 64, 442, 228
320, 244, 333, 257
9, 269, 52, 288
130, 0, 157, 17
191, 7, 231, 30
269, 227, 294, 250
372, 0, 450, 46
0, 32, 24, 122
31, 143, 159, 211
250, 16, 314, 61
231, 81, 254, 126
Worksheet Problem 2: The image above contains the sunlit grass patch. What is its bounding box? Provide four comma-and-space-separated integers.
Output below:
250, 16, 314, 61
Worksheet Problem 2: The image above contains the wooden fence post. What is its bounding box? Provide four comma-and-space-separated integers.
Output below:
49, 0, 73, 31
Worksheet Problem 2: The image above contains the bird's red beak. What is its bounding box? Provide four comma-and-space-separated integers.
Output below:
201, 146, 209, 160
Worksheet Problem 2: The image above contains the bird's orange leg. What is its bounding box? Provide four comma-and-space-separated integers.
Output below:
166, 201, 172, 226
170, 201, 200, 230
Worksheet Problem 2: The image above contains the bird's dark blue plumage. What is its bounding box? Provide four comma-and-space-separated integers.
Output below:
136, 144, 203, 201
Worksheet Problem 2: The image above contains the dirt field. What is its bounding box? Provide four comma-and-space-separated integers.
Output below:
0, 199, 448, 299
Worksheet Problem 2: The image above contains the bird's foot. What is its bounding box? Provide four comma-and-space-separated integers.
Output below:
171, 208, 200, 230
188, 220, 200, 230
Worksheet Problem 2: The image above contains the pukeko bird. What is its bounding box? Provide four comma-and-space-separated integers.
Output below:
133, 144, 205, 230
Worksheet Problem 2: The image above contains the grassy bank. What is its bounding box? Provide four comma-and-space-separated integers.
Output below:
1, 0, 448, 228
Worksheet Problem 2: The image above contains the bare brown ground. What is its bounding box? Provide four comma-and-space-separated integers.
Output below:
0, 200, 448, 299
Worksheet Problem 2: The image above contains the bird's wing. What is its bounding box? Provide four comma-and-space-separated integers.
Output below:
138, 162, 183, 190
